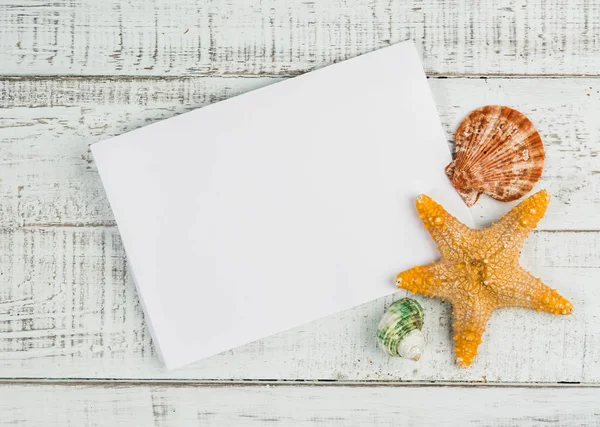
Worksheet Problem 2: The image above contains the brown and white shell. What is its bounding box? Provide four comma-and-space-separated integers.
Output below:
446, 106, 544, 207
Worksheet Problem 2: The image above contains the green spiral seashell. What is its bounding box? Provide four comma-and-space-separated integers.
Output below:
377, 298, 425, 360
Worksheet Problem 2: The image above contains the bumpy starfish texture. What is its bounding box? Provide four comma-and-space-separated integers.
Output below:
396, 190, 573, 367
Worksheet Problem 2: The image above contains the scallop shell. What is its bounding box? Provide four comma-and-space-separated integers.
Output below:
446, 105, 544, 207
376, 298, 424, 361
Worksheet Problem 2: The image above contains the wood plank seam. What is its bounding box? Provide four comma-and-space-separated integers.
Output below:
0, 379, 597, 388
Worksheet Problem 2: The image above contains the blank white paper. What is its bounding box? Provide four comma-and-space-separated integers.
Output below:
92, 41, 473, 370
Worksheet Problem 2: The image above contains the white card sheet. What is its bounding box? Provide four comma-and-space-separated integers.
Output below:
92, 41, 473, 369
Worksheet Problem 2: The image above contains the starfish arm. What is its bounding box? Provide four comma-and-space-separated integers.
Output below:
451, 300, 494, 368
396, 261, 455, 300
496, 266, 573, 315
415, 194, 473, 260
483, 190, 551, 257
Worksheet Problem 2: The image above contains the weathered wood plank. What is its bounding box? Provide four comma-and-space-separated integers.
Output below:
0, 0, 599, 76
0, 76, 598, 230
0, 226, 597, 382
1, 383, 599, 426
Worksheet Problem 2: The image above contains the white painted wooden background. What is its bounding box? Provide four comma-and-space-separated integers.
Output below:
1, 1, 600, 425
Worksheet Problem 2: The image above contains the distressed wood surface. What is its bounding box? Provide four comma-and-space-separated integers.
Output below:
1, 383, 599, 426
0, 77, 599, 230
2, 0, 599, 422
0, 75, 599, 383
1, 0, 600, 77
0, 227, 597, 382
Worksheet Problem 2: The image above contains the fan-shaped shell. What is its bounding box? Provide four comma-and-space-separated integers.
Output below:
446, 106, 544, 207
376, 298, 424, 360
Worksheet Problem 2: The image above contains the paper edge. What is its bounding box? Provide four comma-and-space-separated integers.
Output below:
90, 39, 418, 153
91, 143, 171, 370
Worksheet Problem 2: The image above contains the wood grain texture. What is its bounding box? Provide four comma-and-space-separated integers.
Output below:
1, 0, 600, 77
2, 0, 599, 420
0, 226, 597, 382
0, 76, 599, 230
1, 383, 599, 426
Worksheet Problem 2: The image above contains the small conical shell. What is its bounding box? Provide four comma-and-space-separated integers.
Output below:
446, 106, 544, 207
377, 298, 424, 360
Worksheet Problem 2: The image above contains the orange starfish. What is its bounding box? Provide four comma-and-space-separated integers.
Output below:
396, 190, 573, 367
